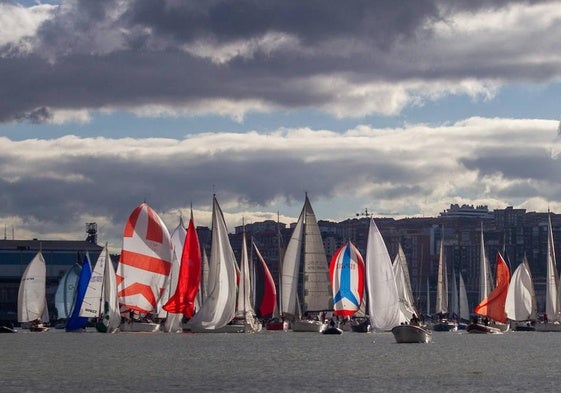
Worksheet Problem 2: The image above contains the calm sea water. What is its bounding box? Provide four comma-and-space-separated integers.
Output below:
1, 329, 560, 392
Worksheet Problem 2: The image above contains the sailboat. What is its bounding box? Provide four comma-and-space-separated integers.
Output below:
78, 245, 121, 333
265, 215, 288, 331
327, 240, 365, 334
66, 253, 93, 331
117, 202, 173, 332
505, 256, 537, 331
362, 219, 429, 342
468, 251, 510, 334
392, 244, 417, 323
186, 195, 239, 333
432, 236, 457, 332
232, 229, 262, 333
18, 251, 49, 332
53, 263, 81, 328
281, 194, 331, 332
535, 214, 561, 331
164, 211, 202, 332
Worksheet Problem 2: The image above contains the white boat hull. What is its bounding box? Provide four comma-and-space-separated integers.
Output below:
391, 325, 431, 343
119, 321, 161, 332
292, 319, 327, 332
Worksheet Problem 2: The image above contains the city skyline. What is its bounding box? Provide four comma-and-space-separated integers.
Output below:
1, 1, 561, 250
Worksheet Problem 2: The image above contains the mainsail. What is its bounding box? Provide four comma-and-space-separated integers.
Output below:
505, 256, 537, 321
479, 223, 492, 302
474, 252, 511, 323
117, 202, 173, 314
18, 252, 47, 323
435, 237, 448, 315
459, 272, 470, 322
545, 214, 559, 320
392, 243, 416, 321
366, 218, 402, 330
281, 195, 331, 318
330, 241, 365, 317
187, 195, 237, 330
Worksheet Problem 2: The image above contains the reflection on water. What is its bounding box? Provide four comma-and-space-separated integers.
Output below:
1, 329, 560, 392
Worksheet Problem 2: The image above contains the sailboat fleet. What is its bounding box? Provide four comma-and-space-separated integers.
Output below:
9, 197, 561, 341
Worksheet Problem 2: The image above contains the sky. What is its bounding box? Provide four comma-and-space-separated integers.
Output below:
1, 0, 561, 251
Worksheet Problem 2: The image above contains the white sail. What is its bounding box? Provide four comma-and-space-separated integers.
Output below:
236, 231, 260, 332
459, 272, 470, 321
505, 257, 537, 321
435, 238, 448, 315
79, 248, 107, 318
18, 252, 47, 323
54, 263, 80, 319
546, 214, 559, 320
450, 266, 459, 318
281, 195, 331, 318
281, 205, 305, 318
479, 223, 492, 302
101, 248, 121, 332
366, 218, 402, 330
187, 196, 237, 330
392, 243, 416, 321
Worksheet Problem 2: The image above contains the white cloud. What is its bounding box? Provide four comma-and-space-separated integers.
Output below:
0, 3, 55, 50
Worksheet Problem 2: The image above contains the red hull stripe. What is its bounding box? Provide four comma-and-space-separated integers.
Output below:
120, 250, 171, 276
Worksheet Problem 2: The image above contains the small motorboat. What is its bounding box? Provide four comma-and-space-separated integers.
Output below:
432, 319, 458, 332
391, 324, 432, 343
321, 325, 343, 335
466, 323, 502, 334
350, 317, 371, 333
0, 321, 17, 333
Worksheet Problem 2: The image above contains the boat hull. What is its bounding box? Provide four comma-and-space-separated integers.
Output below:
265, 320, 289, 331
119, 321, 161, 332
391, 325, 431, 343
291, 319, 327, 332
322, 326, 343, 335
466, 323, 503, 334
432, 320, 458, 332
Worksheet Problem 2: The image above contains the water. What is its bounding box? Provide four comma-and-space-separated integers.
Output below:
1, 329, 560, 392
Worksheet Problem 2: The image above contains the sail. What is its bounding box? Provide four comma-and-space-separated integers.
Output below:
281, 205, 305, 318
79, 249, 107, 318
54, 263, 81, 319
18, 252, 47, 323
474, 252, 511, 323
302, 196, 331, 312
545, 214, 559, 319
459, 273, 470, 321
392, 243, 416, 321
435, 238, 448, 315
164, 214, 202, 318
366, 218, 402, 330
505, 257, 537, 321
99, 247, 121, 332
479, 223, 492, 302
237, 231, 258, 327
253, 240, 277, 319
162, 218, 186, 332
186, 195, 237, 330
66, 254, 93, 331
330, 241, 365, 317
117, 202, 173, 313
450, 265, 459, 318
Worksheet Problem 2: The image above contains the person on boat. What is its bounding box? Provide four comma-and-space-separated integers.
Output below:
410, 314, 420, 326
544, 313, 549, 324
329, 318, 336, 328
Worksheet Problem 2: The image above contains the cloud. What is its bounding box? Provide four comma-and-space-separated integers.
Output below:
0, 117, 559, 248
0, 1, 560, 123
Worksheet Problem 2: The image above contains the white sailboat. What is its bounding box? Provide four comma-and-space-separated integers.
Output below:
433, 236, 457, 331
392, 243, 417, 322
18, 252, 49, 332
187, 195, 239, 333
505, 256, 537, 331
366, 218, 403, 331
78, 245, 121, 333
281, 194, 331, 332
117, 202, 173, 332
458, 272, 470, 327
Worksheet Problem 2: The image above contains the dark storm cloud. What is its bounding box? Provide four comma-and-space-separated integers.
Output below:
1, 0, 559, 123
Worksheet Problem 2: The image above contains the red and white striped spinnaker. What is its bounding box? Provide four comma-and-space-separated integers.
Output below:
117, 203, 173, 313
